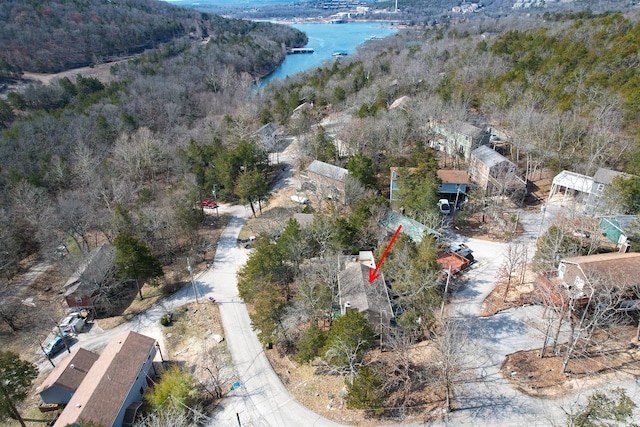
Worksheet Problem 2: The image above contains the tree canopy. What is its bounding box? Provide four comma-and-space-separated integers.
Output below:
113, 231, 164, 298
0, 351, 38, 426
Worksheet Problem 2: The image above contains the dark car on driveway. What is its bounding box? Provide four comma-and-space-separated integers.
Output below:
43, 333, 72, 357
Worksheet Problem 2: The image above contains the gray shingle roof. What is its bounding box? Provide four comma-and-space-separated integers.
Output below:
471, 145, 512, 169
593, 167, 628, 184
306, 160, 348, 182
338, 263, 393, 319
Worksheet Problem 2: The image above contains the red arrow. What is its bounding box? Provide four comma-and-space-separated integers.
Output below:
368, 225, 402, 283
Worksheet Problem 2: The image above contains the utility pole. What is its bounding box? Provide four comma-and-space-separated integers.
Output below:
440, 265, 452, 321
187, 257, 199, 303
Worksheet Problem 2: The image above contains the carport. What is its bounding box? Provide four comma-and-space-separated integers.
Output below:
548, 170, 594, 206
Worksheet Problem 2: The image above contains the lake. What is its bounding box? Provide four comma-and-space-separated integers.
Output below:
259, 22, 399, 86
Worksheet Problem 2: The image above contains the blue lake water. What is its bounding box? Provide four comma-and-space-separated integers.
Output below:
259, 22, 399, 86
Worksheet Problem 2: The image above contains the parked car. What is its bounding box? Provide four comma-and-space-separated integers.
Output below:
43, 334, 72, 357
200, 199, 218, 208
439, 199, 451, 215
291, 195, 309, 204
572, 229, 591, 239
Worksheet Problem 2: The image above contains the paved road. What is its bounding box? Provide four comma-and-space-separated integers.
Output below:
202, 206, 346, 426
37, 178, 640, 425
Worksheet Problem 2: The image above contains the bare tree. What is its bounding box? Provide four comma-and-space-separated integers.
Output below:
496, 239, 528, 302
431, 318, 469, 412
561, 271, 630, 374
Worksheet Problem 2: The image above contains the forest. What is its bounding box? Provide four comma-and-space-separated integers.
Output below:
1, 0, 640, 423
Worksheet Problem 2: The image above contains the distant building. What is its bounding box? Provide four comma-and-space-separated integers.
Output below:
430, 122, 491, 161
469, 146, 527, 204
53, 331, 157, 427
548, 167, 633, 215
337, 251, 394, 336
378, 210, 441, 243
251, 122, 281, 152
303, 160, 349, 203
63, 244, 116, 311
437, 169, 470, 205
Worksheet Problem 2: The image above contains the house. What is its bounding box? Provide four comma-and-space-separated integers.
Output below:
291, 102, 313, 119
251, 122, 280, 152
437, 169, 470, 205
39, 348, 99, 405
430, 122, 491, 161
535, 252, 640, 307
389, 167, 469, 206
302, 160, 349, 203
599, 215, 639, 249
548, 168, 634, 215
469, 145, 527, 203
337, 251, 394, 336
53, 331, 157, 427
63, 244, 116, 311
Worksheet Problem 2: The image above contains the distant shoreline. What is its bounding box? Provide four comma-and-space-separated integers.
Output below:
269, 17, 407, 28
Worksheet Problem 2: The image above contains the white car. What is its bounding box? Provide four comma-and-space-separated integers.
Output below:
439, 199, 451, 215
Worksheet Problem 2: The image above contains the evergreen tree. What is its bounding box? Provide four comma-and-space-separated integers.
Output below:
344, 367, 384, 412
113, 231, 164, 300
0, 351, 38, 427
295, 322, 326, 363
346, 153, 377, 188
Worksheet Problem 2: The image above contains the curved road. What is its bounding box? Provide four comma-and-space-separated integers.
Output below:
39, 177, 640, 426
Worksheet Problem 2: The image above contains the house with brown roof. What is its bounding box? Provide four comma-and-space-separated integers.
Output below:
337, 251, 394, 336
302, 160, 349, 204
63, 244, 116, 311
534, 252, 640, 307
53, 331, 157, 427
40, 348, 99, 405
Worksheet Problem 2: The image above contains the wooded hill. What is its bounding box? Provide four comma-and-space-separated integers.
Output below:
0, 0, 307, 76
0, 1, 304, 290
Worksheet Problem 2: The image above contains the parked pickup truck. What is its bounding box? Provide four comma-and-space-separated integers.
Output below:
59, 312, 85, 334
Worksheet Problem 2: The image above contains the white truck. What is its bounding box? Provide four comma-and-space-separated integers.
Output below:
59, 312, 85, 334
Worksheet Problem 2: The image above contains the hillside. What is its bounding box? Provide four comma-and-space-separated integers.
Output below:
0, 0, 307, 77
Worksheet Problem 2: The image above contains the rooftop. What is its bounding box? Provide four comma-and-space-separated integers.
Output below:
471, 145, 512, 168
40, 348, 99, 399
54, 331, 156, 427
306, 160, 349, 182
593, 167, 628, 185
437, 169, 470, 184
562, 252, 640, 282
338, 263, 393, 319
552, 170, 594, 194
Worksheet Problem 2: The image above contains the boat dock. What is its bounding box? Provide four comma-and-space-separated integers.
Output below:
288, 47, 315, 54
